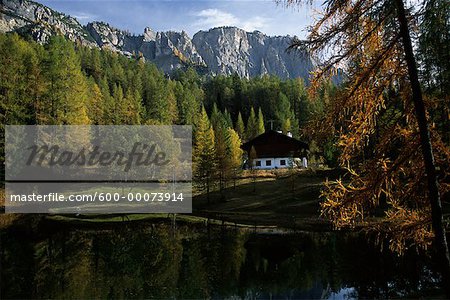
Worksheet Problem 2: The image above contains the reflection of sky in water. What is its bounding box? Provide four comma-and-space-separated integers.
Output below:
328, 288, 357, 300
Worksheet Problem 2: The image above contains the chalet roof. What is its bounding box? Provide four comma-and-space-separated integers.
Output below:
241, 130, 309, 158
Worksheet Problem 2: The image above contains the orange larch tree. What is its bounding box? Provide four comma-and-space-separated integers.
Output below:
284, 0, 450, 293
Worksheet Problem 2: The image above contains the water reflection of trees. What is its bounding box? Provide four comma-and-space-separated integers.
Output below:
0, 224, 442, 299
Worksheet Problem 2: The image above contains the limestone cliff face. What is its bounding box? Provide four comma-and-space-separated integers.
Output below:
0, 0, 97, 46
0, 0, 316, 80
85, 23, 208, 72
85, 21, 140, 57
192, 27, 316, 79
139, 29, 206, 73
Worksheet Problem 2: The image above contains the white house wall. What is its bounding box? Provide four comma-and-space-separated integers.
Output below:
251, 157, 307, 169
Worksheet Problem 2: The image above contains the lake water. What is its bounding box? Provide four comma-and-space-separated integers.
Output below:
0, 221, 444, 299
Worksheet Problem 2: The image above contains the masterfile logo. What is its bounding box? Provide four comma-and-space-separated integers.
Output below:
5, 125, 191, 181
4, 125, 192, 214
26, 142, 170, 172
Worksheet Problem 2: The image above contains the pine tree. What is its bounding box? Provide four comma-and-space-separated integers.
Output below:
246, 107, 258, 140
0, 34, 43, 126
275, 92, 293, 133
215, 124, 228, 194
123, 88, 142, 124
86, 78, 104, 125
235, 111, 245, 140
210, 103, 223, 129
43, 36, 90, 124
193, 106, 216, 203
282, 118, 291, 135
223, 108, 233, 128
174, 82, 200, 125
257, 107, 265, 136
98, 76, 113, 124
226, 128, 243, 188
210, 103, 230, 193
163, 80, 179, 124
143, 69, 169, 123
112, 84, 124, 124
0, 34, 45, 166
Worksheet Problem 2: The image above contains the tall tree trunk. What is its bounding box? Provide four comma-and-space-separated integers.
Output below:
395, 0, 450, 294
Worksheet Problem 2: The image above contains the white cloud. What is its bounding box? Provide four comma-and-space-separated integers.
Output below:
193, 8, 270, 32
73, 12, 97, 23
240, 16, 269, 32
194, 9, 239, 28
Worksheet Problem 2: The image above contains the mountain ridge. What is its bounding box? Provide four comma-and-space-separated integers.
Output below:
0, 0, 316, 79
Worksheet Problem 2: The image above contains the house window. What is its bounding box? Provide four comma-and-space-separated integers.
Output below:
280, 159, 286, 166
255, 160, 261, 167
266, 160, 272, 166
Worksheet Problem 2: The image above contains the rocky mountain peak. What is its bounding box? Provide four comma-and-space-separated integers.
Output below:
0, 0, 316, 80
143, 27, 156, 41
0, 0, 97, 46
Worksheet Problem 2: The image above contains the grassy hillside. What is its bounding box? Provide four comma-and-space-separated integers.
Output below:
193, 169, 336, 230
0, 169, 336, 230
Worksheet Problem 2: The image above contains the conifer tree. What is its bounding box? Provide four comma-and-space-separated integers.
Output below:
98, 76, 113, 124
215, 124, 228, 194
174, 82, 199, 125
282, 118, 291, 135
193, 106, 216, 203
226, 128, 243, 188
223, 108, 233, 128
0, 34, 43, 125
163, 80, 179, 124
210, 103, 222, 129
210, 103, 230, 193
112, 84, 124, 124
0, 34, 44, 166
145, 74, 178, 124
86, 78, 104, 125
123, 88, 142, 124
43, 36, 90, 124
246, 107, 258, 140
285, 0, 450, 290
275, 92, 293, 133
235, 111, 245, 140
257, 107, 265, 136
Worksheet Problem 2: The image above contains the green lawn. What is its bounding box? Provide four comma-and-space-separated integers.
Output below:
192, 169, 333, 230
9, 168, 448, 231
0, 169, 340, 230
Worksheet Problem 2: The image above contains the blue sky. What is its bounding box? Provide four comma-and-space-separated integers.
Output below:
39, 0, 320, 38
